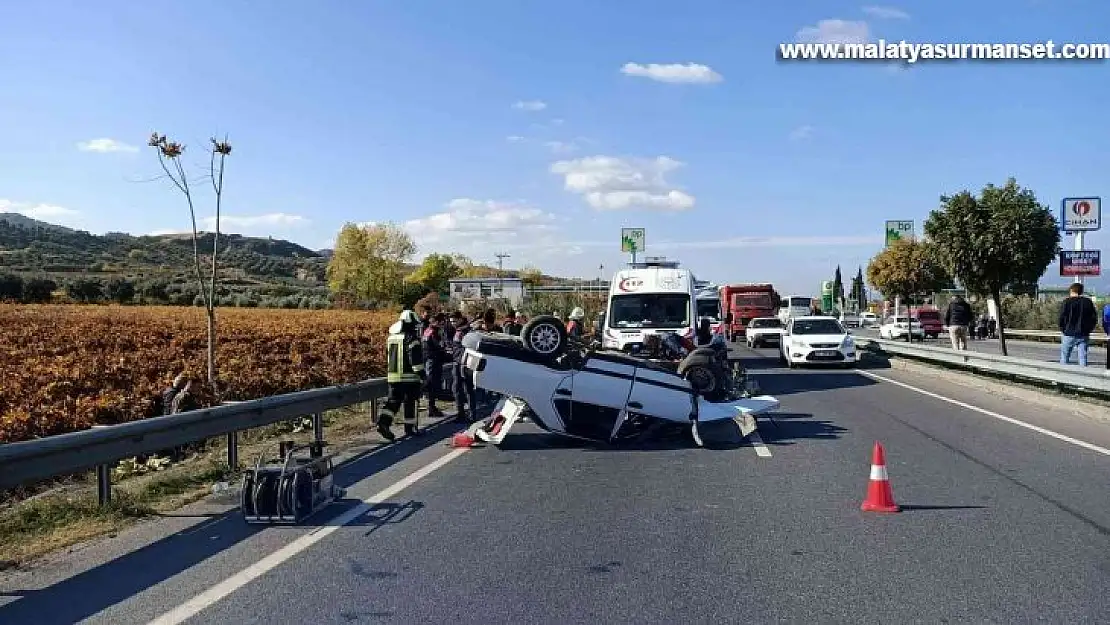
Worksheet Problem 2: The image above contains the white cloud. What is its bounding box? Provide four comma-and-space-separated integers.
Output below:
200, 212, 308, 232
550, 118, 565, 126
862, 6, 910, 19
399, 198, 563, 257
795, 19, 871, 44
620, 62, 723, 84
77, 138, 139, 153
506, 135, 526, 143
789, 125, 814, 141
512, 100, 547, 111
550, 155, 695, 211
658, 235, 884, 249
0, 198, 81, 224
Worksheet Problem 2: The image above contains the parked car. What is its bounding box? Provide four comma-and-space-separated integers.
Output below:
859, 312, 879, 327
745, 317, 785, 348
460, 315, 780, 448
838, 310, 862, 328
878, 315, 925, 341
778, 316, 857, 368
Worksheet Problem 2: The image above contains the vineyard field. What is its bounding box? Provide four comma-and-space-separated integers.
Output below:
0, 305, 394, 444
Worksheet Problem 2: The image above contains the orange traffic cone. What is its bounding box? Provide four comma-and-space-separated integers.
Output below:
450, 432, 476, 448
861, 441, 900, 513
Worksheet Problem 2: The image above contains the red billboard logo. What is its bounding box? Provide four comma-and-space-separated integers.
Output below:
1073, 200, 1091, 217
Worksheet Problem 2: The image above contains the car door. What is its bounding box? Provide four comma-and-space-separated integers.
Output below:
780, 318, 793, 359
625, 364, 696, 426
565, 353, 635, 440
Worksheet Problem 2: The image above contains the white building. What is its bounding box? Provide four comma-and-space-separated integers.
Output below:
448, 277, 526, 308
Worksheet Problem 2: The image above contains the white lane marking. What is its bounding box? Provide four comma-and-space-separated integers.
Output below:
856, 370, 1110, 458
146, 447, 470, 625
749, 430, 772, 457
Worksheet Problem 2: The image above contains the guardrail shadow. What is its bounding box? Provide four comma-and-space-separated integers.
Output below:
0, 420, 462, 625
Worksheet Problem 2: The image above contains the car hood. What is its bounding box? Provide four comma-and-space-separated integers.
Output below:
789, 333, 848, 343
749, 327, 784, 333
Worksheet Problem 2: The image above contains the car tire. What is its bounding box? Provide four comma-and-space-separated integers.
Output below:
520, 315, 569, 358
678, 350, 729, 401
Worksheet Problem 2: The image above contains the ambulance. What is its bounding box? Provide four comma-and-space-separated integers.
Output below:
600, 257, 699, 352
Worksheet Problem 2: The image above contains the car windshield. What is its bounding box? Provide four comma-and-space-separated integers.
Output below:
609, 293, 690, 328
916, 311, 941, 321
696, 298, 719, 321
788, 296, 811, 308
749, 318, 782, 328
791, 319, 844, 335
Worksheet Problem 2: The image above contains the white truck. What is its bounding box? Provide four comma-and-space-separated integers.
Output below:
601, 257, 698, 352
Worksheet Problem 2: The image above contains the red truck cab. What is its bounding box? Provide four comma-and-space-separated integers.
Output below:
910, 305, 943, 338
719, 283, 778, 339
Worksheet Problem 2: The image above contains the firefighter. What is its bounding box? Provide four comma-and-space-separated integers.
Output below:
379, 309, 426, 441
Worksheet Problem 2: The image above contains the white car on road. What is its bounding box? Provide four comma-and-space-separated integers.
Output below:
778, 316, 857, 368
879, 316, 925, 341
745, 317, 785, 348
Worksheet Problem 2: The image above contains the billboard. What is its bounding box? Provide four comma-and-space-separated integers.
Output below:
1059, 250, 1101, 277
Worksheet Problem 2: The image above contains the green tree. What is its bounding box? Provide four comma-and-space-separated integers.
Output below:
66, 277, 104, 303
408, 253, 462, 294
832, 265, 844, 309
924, 177, 1060, 356
848, 266, 866, 311
0, 273, 22, 301
866, 238, 951, 307
104, 277, 136, 304
21, 277, 56, 303
519, 264, 544, 295
326, 222, 416, 305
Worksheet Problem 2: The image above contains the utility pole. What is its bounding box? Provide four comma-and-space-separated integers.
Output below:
495, 252, 510, 299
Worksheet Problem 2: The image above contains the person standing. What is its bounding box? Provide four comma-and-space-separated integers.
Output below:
1059, 283, 1097, 366
1103, 301, 1110, 370
380, 310, 426, 441
566, 307, 585, 339
450, 315, 478, 422
421, 313, 447, 418
944, 294, 972, 351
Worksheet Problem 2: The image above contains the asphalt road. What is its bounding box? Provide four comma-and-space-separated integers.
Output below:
3, 345, 1110, 623
854, 326, 1108, 367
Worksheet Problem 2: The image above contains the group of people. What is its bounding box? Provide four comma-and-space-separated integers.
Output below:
377, 305, 589, 442
944, 284, 1110, 368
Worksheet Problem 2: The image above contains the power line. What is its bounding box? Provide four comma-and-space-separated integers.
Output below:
495, 252, 511, 298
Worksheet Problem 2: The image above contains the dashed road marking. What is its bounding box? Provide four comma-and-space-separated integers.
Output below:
857, 370, 1110, 458
749, 430, 772, 457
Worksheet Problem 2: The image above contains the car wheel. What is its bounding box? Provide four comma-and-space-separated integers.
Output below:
520, 315, 568, 357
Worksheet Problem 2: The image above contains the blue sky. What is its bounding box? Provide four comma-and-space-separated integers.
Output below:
1, 0, 1108, 295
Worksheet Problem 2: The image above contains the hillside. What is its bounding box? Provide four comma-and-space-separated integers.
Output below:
0, 213, 328, 287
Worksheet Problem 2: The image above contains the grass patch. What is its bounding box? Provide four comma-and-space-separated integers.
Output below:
0, 400, 398, 569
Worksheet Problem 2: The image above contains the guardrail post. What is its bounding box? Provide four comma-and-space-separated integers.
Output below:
96, 464, 112, 507
370, 398, 379, 424
226, 432, 238, 469
312, 412, 324, 443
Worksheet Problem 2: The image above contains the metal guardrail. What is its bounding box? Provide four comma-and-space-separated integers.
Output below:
857, 337, 1110, 395
1004, 329, 1107, 345
0, 378, 389, 505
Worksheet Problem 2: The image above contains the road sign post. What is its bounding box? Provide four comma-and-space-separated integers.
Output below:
884, 220, 914, 247
621, 228, 645, 264
1061, 198, 1102, 285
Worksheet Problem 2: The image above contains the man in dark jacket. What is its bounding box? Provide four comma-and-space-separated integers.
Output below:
1059, 283, 1098, 366
944, 294, 973, 351
1103, 302, 1110, 370
421, 313, 447, 418
450, 317, 478, 422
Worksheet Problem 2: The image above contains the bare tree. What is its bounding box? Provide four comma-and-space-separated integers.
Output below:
147, 132, 232, 395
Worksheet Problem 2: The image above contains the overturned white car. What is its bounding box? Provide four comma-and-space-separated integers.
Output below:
460, 315, 780, 448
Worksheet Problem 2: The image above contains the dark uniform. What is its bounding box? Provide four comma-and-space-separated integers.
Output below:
422, 322, 446, 417
379, 312, 426, 441
451, 321, 478, 422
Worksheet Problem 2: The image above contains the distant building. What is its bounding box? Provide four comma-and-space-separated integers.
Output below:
449, 277, 525, 308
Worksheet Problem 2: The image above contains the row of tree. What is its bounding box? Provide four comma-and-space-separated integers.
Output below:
863, 178, 1061, 355
323, 222, 548, 307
